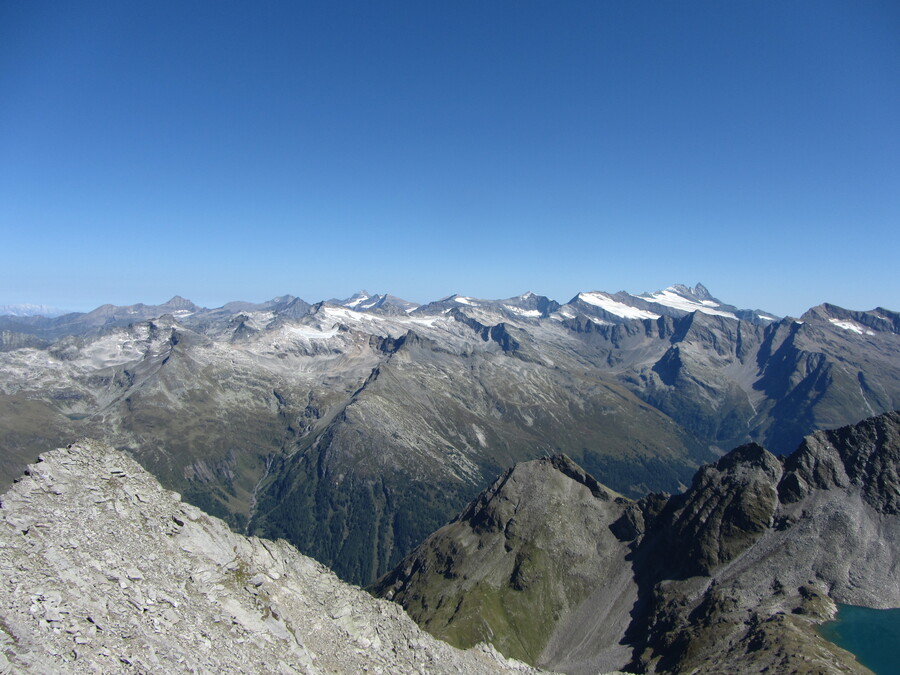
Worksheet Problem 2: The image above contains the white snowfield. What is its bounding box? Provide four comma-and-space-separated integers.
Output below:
319, 306, 441, 336
504, 306, 542, 318
829, 318, 876, 336
577, 292, 661, 320
549, 309, 581, 321
640, 288, 738, 319
282, 324, 341, 340
343, 294, 370, 308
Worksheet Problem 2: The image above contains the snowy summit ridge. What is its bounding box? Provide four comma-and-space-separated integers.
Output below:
1, 282, 791, 330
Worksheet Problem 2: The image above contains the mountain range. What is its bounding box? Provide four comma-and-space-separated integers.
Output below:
375, 411, 900, 674
1, 283, 898, 586
1, 413, 896, 673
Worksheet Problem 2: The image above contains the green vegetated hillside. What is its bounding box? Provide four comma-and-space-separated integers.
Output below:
374, 411, 900, 674
0, 288, 898, 585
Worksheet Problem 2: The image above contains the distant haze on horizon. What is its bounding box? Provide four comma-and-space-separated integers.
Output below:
2, 2, 898, 319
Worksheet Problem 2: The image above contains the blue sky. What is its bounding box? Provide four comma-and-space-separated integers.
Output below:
2, 1, 898, 317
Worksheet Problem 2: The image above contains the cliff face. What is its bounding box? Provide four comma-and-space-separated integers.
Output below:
780, 411, 900, 514
0, 442, 544, 675
630, 412, 900, 674
376, 412, 900, 674
650, 443, 783, 579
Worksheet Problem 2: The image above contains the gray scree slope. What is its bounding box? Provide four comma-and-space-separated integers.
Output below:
0, 441, 550, 675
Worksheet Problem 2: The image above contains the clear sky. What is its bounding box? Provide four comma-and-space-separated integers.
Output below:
2, 1, 898, 317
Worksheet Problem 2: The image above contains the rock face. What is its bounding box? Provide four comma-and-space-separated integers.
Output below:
651, 443, 783, 578
779, 411, 900, 514
628, 415, 900, 674
373, 455, 634, 671
376, 412, 900, 674
0, 442, 545, 674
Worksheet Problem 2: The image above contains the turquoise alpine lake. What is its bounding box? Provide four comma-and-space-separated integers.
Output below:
818, 604, 900, 674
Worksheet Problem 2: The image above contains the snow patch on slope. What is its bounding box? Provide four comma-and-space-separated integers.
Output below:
283, 325, 340, 340
504, 306, 541, 318
317, 306, 444, 338
642, 288, 737, 319
578, 293, 660, 320
829, 318, 875, 336
344, 295, 370, 309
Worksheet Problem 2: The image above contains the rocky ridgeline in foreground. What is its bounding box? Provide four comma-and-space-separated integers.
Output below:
0, 442, 547, 674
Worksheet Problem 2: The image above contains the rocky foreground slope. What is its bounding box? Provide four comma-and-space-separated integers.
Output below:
0, 442, 546, 674
375, 412, 900, 674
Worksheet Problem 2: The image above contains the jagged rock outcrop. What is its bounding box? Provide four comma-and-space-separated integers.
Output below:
376, 413, 900, 674
625, 415, 900, 674
650, 443, 783, 578
779, 411, 900, 514
0, 441, 546, 674
373, 454, 633, 671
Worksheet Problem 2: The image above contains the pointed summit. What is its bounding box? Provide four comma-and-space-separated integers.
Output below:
669, 282, 713, 301
161, 295, 198, 311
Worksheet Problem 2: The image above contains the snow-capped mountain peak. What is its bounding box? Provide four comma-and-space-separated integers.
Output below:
331, 291, 419, 314
341, 291, 374, 309
638, 285, 738, 319
560, 284, 780, 325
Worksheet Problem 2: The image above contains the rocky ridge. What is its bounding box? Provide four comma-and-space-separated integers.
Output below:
376, 412, 900, 674
375, 454, 633, 670
0, 441, 547, 674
